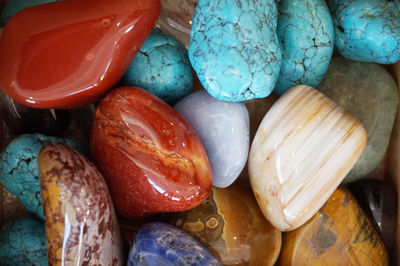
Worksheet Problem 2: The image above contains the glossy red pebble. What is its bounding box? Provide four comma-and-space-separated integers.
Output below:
0, 0, 160, 108
90, 87, 213, 219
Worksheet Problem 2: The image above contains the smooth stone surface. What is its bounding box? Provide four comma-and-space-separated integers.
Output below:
0, 133, 85, 219
327, 0, 400, 64
317, 57, 399, 183
39, 143, 124, 265
0, 218, 47, 265
0, 89, 69, 136
0, 0, 160, 108
174, 91, 249, 188
0, 0, 60, 26
189, 0, 281, 102
348, 179, 398, 257
169, 183, 282, 265
91, 87, 212, 219
280, 187, 389, 265
128, 222, 222, 266
122, 28, 193, 104
249, 85, 367, 231
156, 0, 197, 48
274, 0, 334, 96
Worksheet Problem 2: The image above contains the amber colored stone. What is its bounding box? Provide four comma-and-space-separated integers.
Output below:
39, 143, 124, 265
169, 182, 282, 265
280, 187, 388, 266
0, 0, 160, 108
91, 87, 212, 219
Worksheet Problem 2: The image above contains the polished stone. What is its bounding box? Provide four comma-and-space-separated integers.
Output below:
327, 0, 400, 64
249, 85, 367, 231
189, 0, 281, 102
317, 57, 399, 183
91, 87, 212, 219
169, 183, 282, 265
274, 0, 334, 96
39, 143, 124, 265
280, 187, 388, 265
175, 91, 249, 188
0, 133, 85, 219
0, 218, 47, 265
122, 28, 193, 104
128, 222, 222, 266
0, 0, 160, 108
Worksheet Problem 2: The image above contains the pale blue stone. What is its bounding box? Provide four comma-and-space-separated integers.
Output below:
328, 0, 400, 64
274, 0, 334, 96
175, 91, 249, 188
189, 0, 281, 102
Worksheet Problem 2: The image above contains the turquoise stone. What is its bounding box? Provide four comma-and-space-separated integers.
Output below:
317, 57, 399, 183
327, 0, 400, 64
122, 28, 193, 104
189, 0, 281, 102
0, 218, 47, 265
274, 0, 334, 96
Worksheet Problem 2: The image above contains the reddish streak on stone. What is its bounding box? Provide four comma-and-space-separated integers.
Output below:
0, 0, 160, 108
91, 87, 213, 219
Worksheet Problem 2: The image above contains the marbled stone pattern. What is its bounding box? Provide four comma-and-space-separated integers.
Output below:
174, 91, 249, 188
189, 0, 281, 102
128, 222, 222, 266
327, 0, 400, 64
170, 183, 282, 265
0, 218, 47, 265
274, 0, 334, 96
0, 133, 86, 219
122, 28, 193, 104
0, 0, 60, 26
39, 142, 123, 265
317, 57, 399, 183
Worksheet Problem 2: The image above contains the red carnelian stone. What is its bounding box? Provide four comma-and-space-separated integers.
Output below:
90, 87, 213, 219
0, 0, 160, 108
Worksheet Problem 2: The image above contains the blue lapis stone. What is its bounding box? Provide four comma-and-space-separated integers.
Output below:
189, 0, 281, 102
128, 222, 222, 266
328, 0, 400, 64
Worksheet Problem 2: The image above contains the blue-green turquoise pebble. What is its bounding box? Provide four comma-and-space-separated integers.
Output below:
328, 0, 400, 64
0, 134, 86, 219
0, 0, 61, 26
0, 218, 47, 266
189, 0, 281, 102
274, 0, 334, 96
122, 28, 193, 104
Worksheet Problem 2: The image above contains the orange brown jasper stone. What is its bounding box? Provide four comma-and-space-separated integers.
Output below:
280, 187, 389, 266
90, 87, 212, 219
39, 143, 123, 265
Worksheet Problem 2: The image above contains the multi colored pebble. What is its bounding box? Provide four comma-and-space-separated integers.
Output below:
122, 28, 193, 104
128, 222, 222, 266
39, 142, 124, 265
317, 57, 399, 183
0, 218, 47, 266
91, 87, 212, 219
0, 0, 160, 108
327, 0, 400, 64
189, 0, 281, 102
169, 182, 282, 265
274, 0, 334, 96
174, 91, 249, 188
249, 85, 367, 231
0, 133, 85, 219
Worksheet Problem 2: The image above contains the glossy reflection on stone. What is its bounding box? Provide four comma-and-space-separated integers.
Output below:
39, 143, 123, 265
280, 187, 389, 265
169, 183, 282, 265
317, 57, 399, 183
91, 87, 212, 219
348, 179, 397, 256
